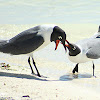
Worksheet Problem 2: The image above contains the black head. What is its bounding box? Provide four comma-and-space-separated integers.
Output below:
65, 41, 81, 56
50, 26, 66, 51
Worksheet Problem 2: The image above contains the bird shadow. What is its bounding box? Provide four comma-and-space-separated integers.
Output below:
59, 73, 92, 81
0, 71, 47, 81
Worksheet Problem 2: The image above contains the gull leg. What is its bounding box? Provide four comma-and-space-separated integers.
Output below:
32, 57, 41, 77
72, 63, 79, 73
28, 57, 34, 74
92, 62, 95, 76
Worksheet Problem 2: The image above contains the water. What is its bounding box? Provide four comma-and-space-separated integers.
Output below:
0, 0, 100, 24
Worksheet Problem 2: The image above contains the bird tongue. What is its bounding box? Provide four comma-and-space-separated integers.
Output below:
55, 40, 60, 50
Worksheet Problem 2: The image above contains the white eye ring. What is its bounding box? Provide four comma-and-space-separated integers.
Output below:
72, 47, 76, 50
58, 36, 62, 39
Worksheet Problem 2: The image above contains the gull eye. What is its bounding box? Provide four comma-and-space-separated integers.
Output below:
72, 46, 76, 50
58, 36, 62, 40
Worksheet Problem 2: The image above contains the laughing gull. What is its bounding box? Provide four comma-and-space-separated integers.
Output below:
0, 24, 66, 77
65, 26, 100, 76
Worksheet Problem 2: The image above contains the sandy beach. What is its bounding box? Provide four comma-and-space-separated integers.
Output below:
0, 64, 100, 100
0, 24, 100, 100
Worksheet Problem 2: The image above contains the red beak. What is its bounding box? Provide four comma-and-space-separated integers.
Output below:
65, 40, 70, 49
60, 40, 70, 49
65, 44, 70, 48
55, 40, 60, 50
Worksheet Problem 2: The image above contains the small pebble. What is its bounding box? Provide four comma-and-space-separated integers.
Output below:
22, 95, 30, 98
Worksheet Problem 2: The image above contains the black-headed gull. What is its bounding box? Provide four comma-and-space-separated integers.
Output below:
0, 24, 67, 77
65, 26, 100, 76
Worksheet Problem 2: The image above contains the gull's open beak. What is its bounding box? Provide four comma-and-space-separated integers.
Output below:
55, 40, 69, 52
55, 40, 60, 50
60, 40, 70, 52
65, 40, 70, 49
55, 40, 67, 52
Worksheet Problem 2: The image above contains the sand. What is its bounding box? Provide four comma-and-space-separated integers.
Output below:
0, 63, 100, 100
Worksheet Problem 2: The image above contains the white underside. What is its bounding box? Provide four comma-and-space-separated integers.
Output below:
68, 31, 100, 63
28, 41, 51, 57
68, 53, 92, 63
68, 44, 93, 63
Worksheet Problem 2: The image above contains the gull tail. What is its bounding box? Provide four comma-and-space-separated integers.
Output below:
0, 40, 10, 54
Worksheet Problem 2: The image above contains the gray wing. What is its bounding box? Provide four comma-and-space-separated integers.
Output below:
86, 39, 100, 59
9, 25, 40, 43
0, 26, 44, 55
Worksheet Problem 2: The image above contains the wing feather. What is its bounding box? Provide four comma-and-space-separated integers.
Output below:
86, 41, 100, 59
0, 26, 45, 55
9, 26, 40, 43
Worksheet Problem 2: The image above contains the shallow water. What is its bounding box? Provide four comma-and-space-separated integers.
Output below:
0, 0, 100, 24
